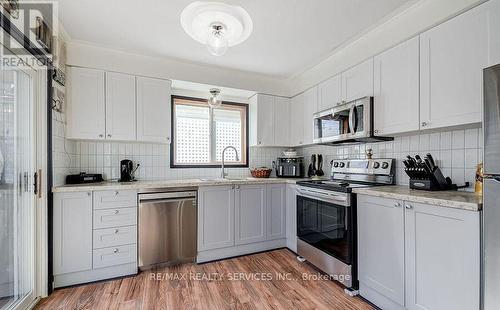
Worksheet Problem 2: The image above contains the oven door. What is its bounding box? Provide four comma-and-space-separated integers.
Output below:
297, 195, 353, 265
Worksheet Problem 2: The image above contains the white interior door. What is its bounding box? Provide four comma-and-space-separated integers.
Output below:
0, 61, 38, 309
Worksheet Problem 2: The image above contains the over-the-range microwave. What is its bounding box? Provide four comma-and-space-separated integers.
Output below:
313, 96, 393, 144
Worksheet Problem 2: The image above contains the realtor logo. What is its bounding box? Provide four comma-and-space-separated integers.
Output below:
0, 0, 58, 59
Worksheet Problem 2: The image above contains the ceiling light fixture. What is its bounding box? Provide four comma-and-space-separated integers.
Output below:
180, 2, 253, 56
208, 88, 222, 108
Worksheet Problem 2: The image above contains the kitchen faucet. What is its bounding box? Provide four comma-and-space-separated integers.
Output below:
221, 146, 240, 179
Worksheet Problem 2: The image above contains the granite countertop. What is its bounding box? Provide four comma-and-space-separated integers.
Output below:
52, 177, 308, 193
353, 185, 483, 212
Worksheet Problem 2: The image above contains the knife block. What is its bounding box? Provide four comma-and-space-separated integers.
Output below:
406, 167, 454, 191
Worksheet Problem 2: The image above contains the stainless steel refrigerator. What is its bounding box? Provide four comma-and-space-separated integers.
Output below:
483, 64, 500, 310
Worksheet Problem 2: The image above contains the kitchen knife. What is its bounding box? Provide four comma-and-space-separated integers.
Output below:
406, 156, 416, 167
415, 155, 423, 165
403, 160, 411, 169
423, 158, 433, 174
425, 156, 435, 172
426, 153, 436, 168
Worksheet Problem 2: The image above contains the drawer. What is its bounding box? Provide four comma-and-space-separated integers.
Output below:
93, 190, 137, 210
93, 244, 136, 269
93, 226, 137, 249
93, 207, 137, 229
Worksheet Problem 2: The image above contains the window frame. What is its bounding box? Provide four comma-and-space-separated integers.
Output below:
170, 95, 249, 168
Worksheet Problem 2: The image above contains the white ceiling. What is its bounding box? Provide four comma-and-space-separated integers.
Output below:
58, 0, 413, 78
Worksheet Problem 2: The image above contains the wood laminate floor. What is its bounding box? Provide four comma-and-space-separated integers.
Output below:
36, 249, 374, 310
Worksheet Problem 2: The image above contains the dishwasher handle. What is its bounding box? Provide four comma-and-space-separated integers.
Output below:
138, 191, 196, 202
139, 198, 196, 205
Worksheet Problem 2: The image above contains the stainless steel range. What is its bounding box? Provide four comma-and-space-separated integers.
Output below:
296, 158, 395, 291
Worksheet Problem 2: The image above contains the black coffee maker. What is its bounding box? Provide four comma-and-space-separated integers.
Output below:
120, 159, 139, 182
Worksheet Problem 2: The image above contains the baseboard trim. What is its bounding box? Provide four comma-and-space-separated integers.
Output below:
53, 263, 137, 288
197, 239, 287, 263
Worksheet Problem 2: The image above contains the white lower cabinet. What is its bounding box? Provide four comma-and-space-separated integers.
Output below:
235, 185, 266, 245
53, 192, 93, 275
197, 185, 235, 251
197, 184, 287, 263
357, 194, 480, 310
53, 190, 138, 288
404, 202, 480, 310
357, 195, 405, 308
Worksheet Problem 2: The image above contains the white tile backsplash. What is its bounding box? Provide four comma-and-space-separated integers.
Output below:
299, 127, 482, 190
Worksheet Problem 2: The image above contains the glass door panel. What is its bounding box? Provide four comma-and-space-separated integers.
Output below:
0, 62, 36, 309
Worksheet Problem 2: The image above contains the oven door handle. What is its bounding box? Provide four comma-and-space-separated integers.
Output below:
296, 190, 349, 206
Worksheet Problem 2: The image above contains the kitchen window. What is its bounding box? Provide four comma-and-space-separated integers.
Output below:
171, 96, 249, 168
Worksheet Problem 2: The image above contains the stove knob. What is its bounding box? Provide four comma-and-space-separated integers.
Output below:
339, 162, 345, 168
382, 162, 389, 169
373, 162, 380, 169
334, 162, 339, 168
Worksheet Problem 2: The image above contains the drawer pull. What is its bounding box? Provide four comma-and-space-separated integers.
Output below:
114, 229, 119, 234
113, 248, 119, 253
115, 191, 119, 196
114, 210, 119, 214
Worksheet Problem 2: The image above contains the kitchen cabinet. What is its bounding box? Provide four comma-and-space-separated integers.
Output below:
274, 96, 291, 146
53, 192, 93, 275
285, 184, 297, 252
197, 186, 235, 251
341, 58, 374, 103
67, 67, 106, 140
53, 190, 138, 288
420, 4, 488, 130
318, 74, 342, 111
374, 37, 420, 135
267, 184, 286, 240
357, 195, 405, 308
357, 194, 480, 310
235, 185, 267, 245
487, 0, 500, 67
105, 72, 136, 141
290, 93, 304, 146
302, 87, 318, 145
249, 94, 290, 147
404, 202, 480, 310
136, 77, 172, 143
198, 184, 287, 262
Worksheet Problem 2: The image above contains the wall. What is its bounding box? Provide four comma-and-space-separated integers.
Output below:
64, 141, 284, 181
287, 0, 486, 96
299, 127, 483, 190
66, 41, 290, 97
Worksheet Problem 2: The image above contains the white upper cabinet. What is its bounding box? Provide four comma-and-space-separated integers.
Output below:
486, 0, 500, 67
105, 72, 136, 141
67, 67, 106, 140
250, 94, 291, 147
290, 93, 304, 146
136, 77, 172, 143
341, 58, 374, 103
318, 74, 342, 111
374, 37, 420, 136
302, 87, 318, 145
249, 94, 275, 146
420, 4, 489, 130
274, 96, 291, 146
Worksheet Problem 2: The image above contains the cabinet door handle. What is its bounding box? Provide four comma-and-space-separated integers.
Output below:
87, 192, 91, 196
114, 191, 119, 195
114, 229, 119, 234
421, 122, 428, 127
394, 202, 401, 207
235, 185, 240, 189
114, 209, 120, 214
98, 134, 103, 138
113, 248, 119, 253
405, 204, 413, 210
107, 134, 112, 138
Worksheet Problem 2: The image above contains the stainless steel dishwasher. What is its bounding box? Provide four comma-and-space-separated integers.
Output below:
138, 188, 197, 270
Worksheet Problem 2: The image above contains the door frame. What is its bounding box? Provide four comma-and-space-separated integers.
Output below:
0, 20, 50, 310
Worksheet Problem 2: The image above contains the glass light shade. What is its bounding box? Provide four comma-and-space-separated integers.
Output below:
206, 29, 228, 56
208, 90, 222, 108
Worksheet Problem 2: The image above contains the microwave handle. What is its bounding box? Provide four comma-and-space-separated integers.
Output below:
349, 105, 357, 133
